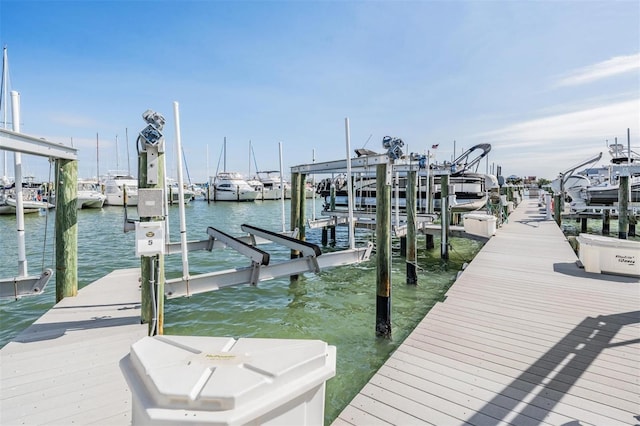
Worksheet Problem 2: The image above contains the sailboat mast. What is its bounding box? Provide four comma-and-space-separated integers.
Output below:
115, 134, 119, 171
126, 127, 131, 175
1, 46, 8, 177
96, 133, 100, 180
223, 137, 227, 172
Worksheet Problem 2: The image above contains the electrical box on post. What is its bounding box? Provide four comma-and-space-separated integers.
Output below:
135, 221, 165, 257
137, 188, 164, 218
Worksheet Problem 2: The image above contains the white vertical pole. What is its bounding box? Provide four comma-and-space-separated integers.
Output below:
2, 47, 8, 177
173, 101, 189, 280
345, 117, 355, 249
279, 142, 286, 232
11, 90, 27, 277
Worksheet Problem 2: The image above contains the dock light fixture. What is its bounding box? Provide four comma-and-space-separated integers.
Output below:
382, 136, 404, 160
138, 109, 166, 185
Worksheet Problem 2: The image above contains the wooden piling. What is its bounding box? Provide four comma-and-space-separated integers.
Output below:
138, 147, 165, 335
375, 163, 391, 338
55, 158, 78, 302
406, 170, 417, 285
553, 194, 562, 227
290, 172, 301, 281
441, 174, 450, 260
618, 175, 630, 239
426, 234, 435, 250
581, 217, 588, 233
602, 209, 610, 235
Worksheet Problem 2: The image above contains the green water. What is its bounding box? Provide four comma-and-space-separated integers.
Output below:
0, 200, 482, 424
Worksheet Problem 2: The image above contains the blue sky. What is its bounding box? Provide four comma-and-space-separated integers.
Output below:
1, 0, 638, 182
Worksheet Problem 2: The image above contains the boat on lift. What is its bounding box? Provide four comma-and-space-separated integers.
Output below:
316, 143, 498, 212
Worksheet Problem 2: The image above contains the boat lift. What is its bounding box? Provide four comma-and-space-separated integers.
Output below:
0, 106, 76, 300
134, 106, 372, 304
163, 224, 372, 298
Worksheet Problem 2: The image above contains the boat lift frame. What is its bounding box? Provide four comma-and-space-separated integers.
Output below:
0, 127, 77, 299
163, 223, 373, 299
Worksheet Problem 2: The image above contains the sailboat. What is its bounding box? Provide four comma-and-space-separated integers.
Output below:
209, 137, 259, 201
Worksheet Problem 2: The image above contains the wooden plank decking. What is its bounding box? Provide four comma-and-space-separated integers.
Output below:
333, 199, 639, 426
1, 268, 146, 426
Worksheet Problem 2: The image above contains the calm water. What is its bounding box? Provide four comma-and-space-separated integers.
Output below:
0, 199, 483, 424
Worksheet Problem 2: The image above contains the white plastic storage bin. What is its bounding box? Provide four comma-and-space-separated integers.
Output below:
121, 335, 336, 426
462, 213, 497, 238
577, 233, 640, 277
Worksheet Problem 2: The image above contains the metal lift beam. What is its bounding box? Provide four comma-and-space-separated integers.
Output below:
164, 243, 372, 299
206, 227, 270, 265
240, 224, 322, 258
0, 269, 53, 300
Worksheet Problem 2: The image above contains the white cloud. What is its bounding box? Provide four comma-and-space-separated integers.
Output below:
554, 53, 640, 87
478, 98, 639, 147
475, 98, 639, 178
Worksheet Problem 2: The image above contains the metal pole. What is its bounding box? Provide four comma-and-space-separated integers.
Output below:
173, 102, 190, 280
11, 90, 27, 277
345, 117, 355, 249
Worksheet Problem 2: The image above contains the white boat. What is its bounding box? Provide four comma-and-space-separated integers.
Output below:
248, 171, 290, 201
209, 172, 259, 202
77, 180, 106, 209
167, 180, 195, 204
0, 179, 54, 214
103, 172, 138, 206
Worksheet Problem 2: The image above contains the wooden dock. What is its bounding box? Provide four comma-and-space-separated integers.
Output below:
333, 198, 639, 426
1, 268, 146, 425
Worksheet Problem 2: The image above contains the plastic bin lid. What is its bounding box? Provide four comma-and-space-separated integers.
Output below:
462, 213, 496, 221
577, 233, 640, 249
128, 335, 334, 411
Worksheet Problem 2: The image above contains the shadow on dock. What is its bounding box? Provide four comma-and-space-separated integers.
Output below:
465, 310, 640, 425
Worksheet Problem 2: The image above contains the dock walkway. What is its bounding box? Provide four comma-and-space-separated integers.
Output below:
333, 198, 639, 426
1, 268, 145, 425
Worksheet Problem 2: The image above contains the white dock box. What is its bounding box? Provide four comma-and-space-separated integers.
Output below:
577, 233, 640, 277
121, 335, 336, 426
462, 213, 497, 238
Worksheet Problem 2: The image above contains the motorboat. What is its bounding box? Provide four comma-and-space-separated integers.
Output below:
103, 172, 138, 206
247, 171, 290, 201
209, 172, 259, 202
316, 143, 497, 212
0, 178, 54, 214
77, 180, 106, 209
167, 179, 195, 204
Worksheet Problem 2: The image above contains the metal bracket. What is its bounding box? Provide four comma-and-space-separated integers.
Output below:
0, 268, 53, 300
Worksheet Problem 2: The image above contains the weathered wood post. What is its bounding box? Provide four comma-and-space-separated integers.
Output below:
138, 114, 166, 336
290, 172, 301, 281
602, 209, 610, 235
376, 163, 392, 338
406, 169, 418, 285
581, 217, 588, 233
618, 175, 630, 239
629, 215, 637, 237
299, 173, 307, 241
55, 158, 78, 302
553, 194, 562, 227
441, 174, 450, 260
426, 176, 435, 250
329, 183, 336, 243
